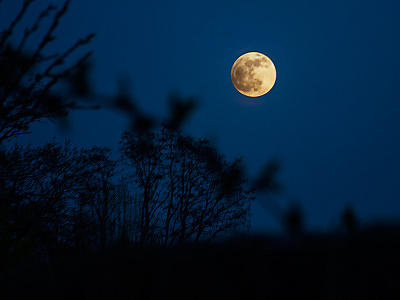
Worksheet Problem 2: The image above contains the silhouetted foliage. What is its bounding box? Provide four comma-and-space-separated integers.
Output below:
0, 140, 130, 266
120, 125, 254, 246
76, 146, 125, 250
285, 202, 303, 235
252, 159, 282, 193
0, 141, 81, 264
341, 205, 358, 233
0, 0, 95, 144
166, 92, 198, 129
1, 130, 255, 265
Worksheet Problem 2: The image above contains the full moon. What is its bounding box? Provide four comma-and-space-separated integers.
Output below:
231, 52, 276, 97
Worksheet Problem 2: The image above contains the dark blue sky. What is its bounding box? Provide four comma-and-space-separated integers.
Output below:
2, 0, 400, 233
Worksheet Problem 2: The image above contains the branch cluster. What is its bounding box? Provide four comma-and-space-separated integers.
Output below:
120, 125, 254, 247
0, 0, 95, 143
0, 141, 124, 262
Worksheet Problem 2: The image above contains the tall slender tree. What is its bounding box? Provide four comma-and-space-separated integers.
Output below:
78, 146, 122, 250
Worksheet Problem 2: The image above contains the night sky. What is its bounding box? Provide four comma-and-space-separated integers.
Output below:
2, 0, 400, 233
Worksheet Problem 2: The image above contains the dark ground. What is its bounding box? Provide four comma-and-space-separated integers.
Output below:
2, 225, 400, 299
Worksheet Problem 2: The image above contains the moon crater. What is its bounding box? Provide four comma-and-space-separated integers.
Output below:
231, 52, 276, 97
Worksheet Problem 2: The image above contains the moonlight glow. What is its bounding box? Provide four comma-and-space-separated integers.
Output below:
231, 52, 276, 97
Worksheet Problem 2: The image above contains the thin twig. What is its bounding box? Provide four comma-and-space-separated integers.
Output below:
0, 0, 35, 50
17, 4, 57, 54
32, 0, 70, 61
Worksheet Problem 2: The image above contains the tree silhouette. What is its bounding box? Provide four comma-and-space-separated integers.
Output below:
0, 140, 84, 263
341, 205, 358, 233
120, 125, 254, 247
0, 140, 130, 263
0, 0, 94, 144
77, 146, 122, 250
